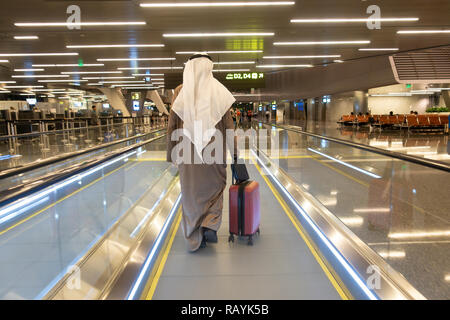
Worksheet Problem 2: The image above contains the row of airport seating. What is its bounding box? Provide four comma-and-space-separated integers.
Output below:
338, 114, 449, 131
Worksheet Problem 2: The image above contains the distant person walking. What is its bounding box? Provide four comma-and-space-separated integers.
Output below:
90, 105, 99, 126
167, 53, 237, 252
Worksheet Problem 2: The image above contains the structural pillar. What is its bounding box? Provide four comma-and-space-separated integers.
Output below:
99, 88, 130, 117
353, 91, 368, 114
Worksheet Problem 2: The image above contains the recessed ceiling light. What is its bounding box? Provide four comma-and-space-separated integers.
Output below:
164, 32, 274, 37
397, 30, 450, 34
61, 71, 123, 74
274, 40, 370, 46
14, 68, 44, 72
141, 2, 295, 8
291, 18, 419, 23
263, 55, 341, 59
14, 36, 39, 40
118, 67, 183, 70
82, 76, 136, 80
256, 64, 313, 68
66, 44, 164, 49
359, 48, 399, 51
212, 69, 251, 72
12, 75, 70, 78
97, 58, 176, 61
32, 64, 105, 67
0, 53, 78, 57
15, 22, 147, 27
176, 50, 263, 54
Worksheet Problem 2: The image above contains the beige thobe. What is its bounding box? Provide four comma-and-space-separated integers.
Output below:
167, 86, 236, 252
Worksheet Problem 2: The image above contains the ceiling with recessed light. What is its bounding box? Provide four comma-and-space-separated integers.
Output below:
0, 0, 449, 97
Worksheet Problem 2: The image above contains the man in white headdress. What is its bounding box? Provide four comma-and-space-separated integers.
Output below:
167, 53, 237, 252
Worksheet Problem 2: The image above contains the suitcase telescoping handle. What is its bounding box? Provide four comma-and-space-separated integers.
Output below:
231, 157, 249, 184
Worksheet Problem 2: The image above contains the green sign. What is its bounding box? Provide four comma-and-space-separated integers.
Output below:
78, 59, 84, 67
225, 72, 264, 81
406, 84, 412, 89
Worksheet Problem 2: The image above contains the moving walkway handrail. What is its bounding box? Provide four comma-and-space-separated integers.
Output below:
0, 132, 167, 208
254, 147, 426, 300
0, 116, 151, 140
265, 122, 450, 172
0, 127, 166, 180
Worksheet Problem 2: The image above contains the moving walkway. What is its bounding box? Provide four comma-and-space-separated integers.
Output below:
0, 123, 447, 300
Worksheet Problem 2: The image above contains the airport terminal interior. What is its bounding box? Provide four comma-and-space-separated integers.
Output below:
0, 1, 449, 301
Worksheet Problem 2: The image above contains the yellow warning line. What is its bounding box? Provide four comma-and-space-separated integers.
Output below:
145, 209, 182, 300
0, 161, 130, 237
252, 159, 350, 300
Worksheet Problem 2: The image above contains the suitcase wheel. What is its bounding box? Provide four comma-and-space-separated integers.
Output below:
228, 234, 235, 243
248, 235, 253, 246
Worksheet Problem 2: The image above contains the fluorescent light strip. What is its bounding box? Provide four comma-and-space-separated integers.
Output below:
30, 89, 66, 92
0, 81, 16, 84
334, 60, 344, 63
212, 69, 251, 72
38, 80, 88, 83
99, 81, 146, 84
176, 50, 263, 54
118, 67, 182, 70
257, 64, 313, 68
132, 73, 164, 76
82, 76, 136, 80
61, 71, 123, 74
12, 75, 70, 78
214, 61, 255, 65
0, 53, 78, 57
14, 68, 44, 72
20, 93, 36, 96
127, 194, 182, 300
15, 22, 147, 27
251, 150, 378, 300
397, 30, 450, 34
67, 44, 164, 49
164, 32, 274, 37
4, 85, 44, 88
291, 18, 419, 23
141, 2, 295, 7
359, 48, 399, 51
263, 55, 341, 59
0, 60, 9, 63
32, 64, 105, 67
113, 86, 160, 89
0, 91, 11, 93
274, 40, 370, 46
97, 58, 175, 61
307, 148, 382, 178
14, 35, 39, 40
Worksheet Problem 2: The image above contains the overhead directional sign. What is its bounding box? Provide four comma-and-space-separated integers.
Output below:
221, 72, 265, 89
225, 72, 264, 81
